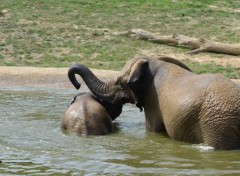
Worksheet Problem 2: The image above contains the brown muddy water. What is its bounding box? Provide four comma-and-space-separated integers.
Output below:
0, 86, 240, 176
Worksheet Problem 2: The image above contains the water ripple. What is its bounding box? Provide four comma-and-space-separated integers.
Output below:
0, 87, 240, 175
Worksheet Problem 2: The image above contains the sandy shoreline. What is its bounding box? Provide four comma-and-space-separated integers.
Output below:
0, 66, 119, 88
0, 66, 239, 87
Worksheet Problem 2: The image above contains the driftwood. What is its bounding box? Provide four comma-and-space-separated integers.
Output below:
118, 29, 240, 55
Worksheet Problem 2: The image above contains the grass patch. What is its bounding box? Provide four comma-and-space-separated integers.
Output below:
183, 60, 240, 79
1, 0, 239, 77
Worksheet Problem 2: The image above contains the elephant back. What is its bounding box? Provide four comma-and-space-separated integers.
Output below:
62, 93, 113, 135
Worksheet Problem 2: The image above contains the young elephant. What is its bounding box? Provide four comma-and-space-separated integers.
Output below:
62, 92, 122, 135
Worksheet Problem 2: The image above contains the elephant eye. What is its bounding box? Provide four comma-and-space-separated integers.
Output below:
115, 79, 122, 85
119, 83, 124, 90
121, 82, 127, 88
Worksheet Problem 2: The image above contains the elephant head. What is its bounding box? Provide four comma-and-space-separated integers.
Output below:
68, 92, 123, 120
68, 56, 191, 111
62, 92, 123, 135
68, 63, 137, 105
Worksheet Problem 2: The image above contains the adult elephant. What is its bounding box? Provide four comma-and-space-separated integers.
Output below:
68, 56, 240, 150
62, 92, 122, 135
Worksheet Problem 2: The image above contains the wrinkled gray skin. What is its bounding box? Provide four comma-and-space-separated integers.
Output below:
62, 92, 122, 135
68, 56, 240, 150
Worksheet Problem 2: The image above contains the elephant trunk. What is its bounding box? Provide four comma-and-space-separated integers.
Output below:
68, 64, 116, 103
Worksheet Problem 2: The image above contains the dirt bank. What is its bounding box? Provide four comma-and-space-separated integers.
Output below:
0, 66, 239, 87
0, 66, 119, 88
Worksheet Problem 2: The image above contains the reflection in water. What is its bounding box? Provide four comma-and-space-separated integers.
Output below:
0, 87, 240, 175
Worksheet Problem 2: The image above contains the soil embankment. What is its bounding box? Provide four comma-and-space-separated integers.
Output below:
0, 66, 119, 87
0, 66, 239, 87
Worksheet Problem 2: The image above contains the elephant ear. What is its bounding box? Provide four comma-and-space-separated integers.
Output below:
127, 59, 148, 84
126, 58, 148, 112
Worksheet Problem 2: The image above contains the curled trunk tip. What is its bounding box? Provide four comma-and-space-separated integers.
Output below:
68, 64, 81, 90
67, 63, 116, 104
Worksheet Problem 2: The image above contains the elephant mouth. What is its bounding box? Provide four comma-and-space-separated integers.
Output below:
124, 89, 138, 104
130, 90, 138, 104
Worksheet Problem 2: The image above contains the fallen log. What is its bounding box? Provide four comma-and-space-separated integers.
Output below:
119, 29, 240, 56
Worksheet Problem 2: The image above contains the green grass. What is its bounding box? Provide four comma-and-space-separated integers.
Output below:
183, 60, 240, 79
1, 0, 240, 78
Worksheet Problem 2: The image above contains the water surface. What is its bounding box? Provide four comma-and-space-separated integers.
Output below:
0, 87, 240, 175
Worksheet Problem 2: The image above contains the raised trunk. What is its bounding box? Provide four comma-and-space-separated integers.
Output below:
68, 64, 116, 103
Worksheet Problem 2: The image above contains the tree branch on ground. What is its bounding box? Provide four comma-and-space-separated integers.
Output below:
116, 29, 240, 56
